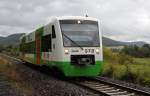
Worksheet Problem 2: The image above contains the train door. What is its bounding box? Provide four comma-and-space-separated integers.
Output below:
41, 34, 52, 62
36, 33, 41, 64
51, 25, 56, 61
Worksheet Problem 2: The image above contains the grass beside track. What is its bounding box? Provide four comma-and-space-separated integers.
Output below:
0, 56, 33, 95
102, 56, 150, 87
134, 58, 150, 66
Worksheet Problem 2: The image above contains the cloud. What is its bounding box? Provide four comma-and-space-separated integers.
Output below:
0, 0, 150, 43
0, 25, 28, 36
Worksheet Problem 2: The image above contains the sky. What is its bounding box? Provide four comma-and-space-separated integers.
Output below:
0, 0, 150, 43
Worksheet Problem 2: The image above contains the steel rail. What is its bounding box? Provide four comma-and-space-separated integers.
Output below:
1, 54, 150, 96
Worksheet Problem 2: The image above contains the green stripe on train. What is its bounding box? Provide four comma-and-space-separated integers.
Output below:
45, 61, 103, 76
23, 57, 103, 76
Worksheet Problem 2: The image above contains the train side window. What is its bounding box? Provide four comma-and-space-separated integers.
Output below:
42, 34, 52, 52
52, 25, 56, 38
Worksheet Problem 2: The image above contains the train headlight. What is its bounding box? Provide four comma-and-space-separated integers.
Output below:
64, 49, 69, 54
77, 20, 81, 24
96, 49, 100, 54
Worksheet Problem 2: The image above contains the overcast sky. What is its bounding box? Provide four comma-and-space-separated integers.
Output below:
0, 0, 150, 43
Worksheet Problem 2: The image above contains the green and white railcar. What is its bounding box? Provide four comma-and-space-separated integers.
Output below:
19, 16, 103, 77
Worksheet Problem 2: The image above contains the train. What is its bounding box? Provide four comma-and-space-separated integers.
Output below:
19, 16, 103, 77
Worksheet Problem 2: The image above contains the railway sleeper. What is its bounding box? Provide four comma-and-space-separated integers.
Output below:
81, 83, 106, 87
97, 88, 120, 92
96, 87, 115, 90
115, 93, 135, 96
83, 81, 104, 85
107, 91, 128, 95
101, 89, 121, 93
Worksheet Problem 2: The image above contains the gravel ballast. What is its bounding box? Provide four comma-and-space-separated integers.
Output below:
0, 54, 100, 96
15, 63, 99, 96
0, 75, 24, 96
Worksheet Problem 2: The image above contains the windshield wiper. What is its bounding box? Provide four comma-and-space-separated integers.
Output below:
62, 33, 83, 50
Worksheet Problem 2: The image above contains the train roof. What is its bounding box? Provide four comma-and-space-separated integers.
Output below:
54, 16, 98, 21
21, 16, 99, 38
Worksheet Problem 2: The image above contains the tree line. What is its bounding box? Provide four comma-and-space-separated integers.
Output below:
0, 45, 19, 56
121, 44, 150, 58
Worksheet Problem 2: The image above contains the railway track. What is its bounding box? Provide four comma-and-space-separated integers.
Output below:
72, 77, 150, 96
1, 54, 150, 96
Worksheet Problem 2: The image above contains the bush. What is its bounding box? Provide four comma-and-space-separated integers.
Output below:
102, 47, 150, 87
103, 47, 133, 64
0, 46, 4, 52
103, 47, 118, 64
118, 53, 134, 64
120, 64, 137, 82
141, 78, 150, 87
102, 63, 114, 77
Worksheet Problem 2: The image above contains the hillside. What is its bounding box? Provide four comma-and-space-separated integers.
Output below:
102, 37, 147, 47
0, 33, 148, 47
0, 33, 24, 46
102, 37, 124, 46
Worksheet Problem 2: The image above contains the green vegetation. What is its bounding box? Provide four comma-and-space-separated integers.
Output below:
134, 58, 150, 65
122, 44, 150, 58
0, 45, 19, 56
102, 47, 150, 87
0, 46, 4, 52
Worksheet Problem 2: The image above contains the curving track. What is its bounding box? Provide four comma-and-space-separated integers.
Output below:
72, 77, 150, 96
1, 53, 150, 96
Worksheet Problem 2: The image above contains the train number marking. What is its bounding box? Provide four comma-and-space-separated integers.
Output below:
85, 49, 94, 53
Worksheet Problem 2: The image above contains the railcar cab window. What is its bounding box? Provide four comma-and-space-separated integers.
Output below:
59, 20, 100, 47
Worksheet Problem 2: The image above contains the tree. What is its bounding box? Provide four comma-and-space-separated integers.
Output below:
0, 46, 4, 52
143, 44, 150, 49
121, 44, 150, 58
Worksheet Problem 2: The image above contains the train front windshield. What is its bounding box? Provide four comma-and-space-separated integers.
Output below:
59, 20, 100, 47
